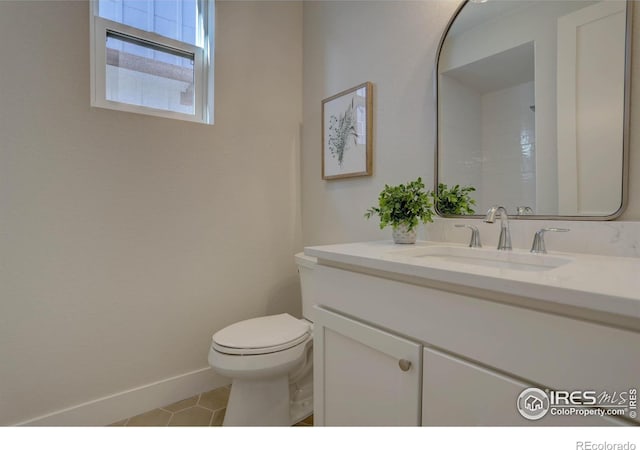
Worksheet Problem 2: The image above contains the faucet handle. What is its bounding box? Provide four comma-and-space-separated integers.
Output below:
530, 228, 570, 254
516, 206, 534, 215
455, 224, 482, 248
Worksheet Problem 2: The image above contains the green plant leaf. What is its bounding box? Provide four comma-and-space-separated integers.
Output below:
364, 177, 434, 231
432, 183, 476, 215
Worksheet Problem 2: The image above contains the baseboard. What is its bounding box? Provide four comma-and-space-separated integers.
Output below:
15, 367, 229, 426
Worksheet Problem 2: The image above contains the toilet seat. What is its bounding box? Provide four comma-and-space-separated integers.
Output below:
212, 313, 310, 356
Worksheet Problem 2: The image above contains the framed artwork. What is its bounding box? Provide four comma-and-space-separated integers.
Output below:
321, 82, 373, 180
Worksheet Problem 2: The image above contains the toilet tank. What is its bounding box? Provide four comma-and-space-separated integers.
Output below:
295, 253, 317, 322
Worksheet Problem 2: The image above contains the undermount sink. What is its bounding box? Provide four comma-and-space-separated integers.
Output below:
392, 245, 572, 272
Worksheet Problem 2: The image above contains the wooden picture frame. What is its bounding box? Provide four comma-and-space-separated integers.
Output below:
321, 82, 373, 180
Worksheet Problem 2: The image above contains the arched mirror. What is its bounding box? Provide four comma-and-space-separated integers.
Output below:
436, 0, 632, 219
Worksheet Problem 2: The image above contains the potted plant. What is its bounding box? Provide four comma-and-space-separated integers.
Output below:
432, 183, 476, 215
365, 177, 434, 244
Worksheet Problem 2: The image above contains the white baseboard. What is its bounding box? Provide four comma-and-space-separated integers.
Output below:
15, 368, 229, 426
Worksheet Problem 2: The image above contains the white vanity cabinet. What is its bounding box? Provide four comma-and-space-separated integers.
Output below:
313, 306, 422, 426
310, 261, 639, 426
422, 347, 624, 426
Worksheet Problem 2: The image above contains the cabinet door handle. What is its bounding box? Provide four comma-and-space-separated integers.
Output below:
398, 359, 412, 372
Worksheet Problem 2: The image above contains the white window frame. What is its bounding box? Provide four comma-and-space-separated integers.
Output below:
90, 0, 214, 124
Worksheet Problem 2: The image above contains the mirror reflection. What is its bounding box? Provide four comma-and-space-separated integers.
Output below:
437, 0, 629, 218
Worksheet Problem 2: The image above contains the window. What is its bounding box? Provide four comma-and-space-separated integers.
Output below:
90, 0, 214, 124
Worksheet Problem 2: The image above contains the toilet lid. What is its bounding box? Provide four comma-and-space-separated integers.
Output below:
212, 313, 310, 355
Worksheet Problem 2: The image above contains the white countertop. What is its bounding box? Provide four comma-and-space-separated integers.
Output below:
304, 241, 640, 321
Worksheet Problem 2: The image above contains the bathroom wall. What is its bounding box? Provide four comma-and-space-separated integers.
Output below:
302, 0, 640, 249
0, 0, 302, 425
302, 0, 460, 245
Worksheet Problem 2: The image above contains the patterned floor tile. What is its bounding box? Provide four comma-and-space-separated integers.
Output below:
168, 406, 213, 426
198, 386, 230, 411
161, 395, 199, 413
127, 408, 171, 426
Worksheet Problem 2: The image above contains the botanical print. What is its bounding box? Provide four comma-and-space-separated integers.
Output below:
322, 82, 372, 180
327, 100, 358, 167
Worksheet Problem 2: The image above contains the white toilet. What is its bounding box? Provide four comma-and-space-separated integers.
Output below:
207, 253, 316, 426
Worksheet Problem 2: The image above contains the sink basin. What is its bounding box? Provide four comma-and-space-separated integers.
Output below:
392, 245, 572, 272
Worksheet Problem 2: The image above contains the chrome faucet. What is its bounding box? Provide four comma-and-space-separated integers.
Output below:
455, 224, 482, 248
530, 228, 570, 254
484, 206, 512, 250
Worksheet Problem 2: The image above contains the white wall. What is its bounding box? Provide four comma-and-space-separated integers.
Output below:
302, 0, 459, 245
0, 0, 302, 425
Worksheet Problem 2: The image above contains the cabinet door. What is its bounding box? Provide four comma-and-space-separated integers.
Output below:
422, 347, 626, 426
313, 306, 422, 426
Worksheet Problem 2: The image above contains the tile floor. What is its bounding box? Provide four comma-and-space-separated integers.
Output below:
110, 385, 313, 426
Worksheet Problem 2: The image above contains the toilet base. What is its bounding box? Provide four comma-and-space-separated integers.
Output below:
223, 376, 291, 426
223, 355, 313, 426
290, 369, 313, 424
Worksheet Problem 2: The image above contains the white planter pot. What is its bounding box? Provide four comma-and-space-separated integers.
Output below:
392, 224, 416, 244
